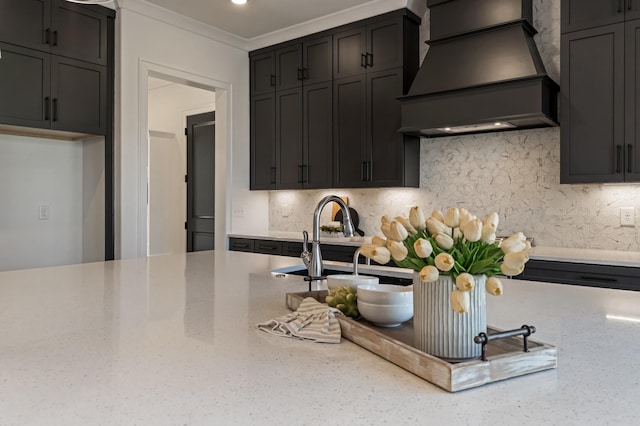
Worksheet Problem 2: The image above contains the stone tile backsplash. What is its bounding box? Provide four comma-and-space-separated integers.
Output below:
269, 0, 640, 252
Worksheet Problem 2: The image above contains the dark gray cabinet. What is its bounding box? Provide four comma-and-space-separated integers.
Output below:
561, 1, 640, 183
250, 34, 333, 190
561, 0, 640, 33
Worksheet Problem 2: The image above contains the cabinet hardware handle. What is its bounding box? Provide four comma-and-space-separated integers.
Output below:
361, 161, 366, 181
270, 166, 276, 184
361, 53, 367, 68
44, 97, 50, 120
618, 0, 623, 12
366, 52, 373, 67
52, 98, 58, 122
303, 68, 309, 80
367, 161, 372, 182
303, 164, 308, 183
579, 275, 618, 283
235, 243, 250, 249
297, 68, 303, 80
297, 164, 304, 183
270, 74, 276, 86
52, 30, 58, 47
627, 0, 632, 11
616, 145, 623, 173
628, 144, 633, 173
44, 28, 51, 45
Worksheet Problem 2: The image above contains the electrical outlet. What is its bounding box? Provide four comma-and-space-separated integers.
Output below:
620, 207, 635, 227
232, 207, 245, 218
39, 205, 50, 220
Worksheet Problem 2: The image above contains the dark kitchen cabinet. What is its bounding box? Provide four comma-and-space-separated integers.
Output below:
250, 34, 333, 190
560, 6, 640, 183
0, 0, 109, 66
561, 0, 640, 33
0, 42, 106, 135
229, 238, 255, 253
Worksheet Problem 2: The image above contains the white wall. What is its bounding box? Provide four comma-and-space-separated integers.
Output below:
0, 135, 83, 271
115, 0, 269, 259
82, 136, 105, 263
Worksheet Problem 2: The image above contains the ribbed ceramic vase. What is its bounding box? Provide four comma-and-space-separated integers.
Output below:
413, 272, 487, 362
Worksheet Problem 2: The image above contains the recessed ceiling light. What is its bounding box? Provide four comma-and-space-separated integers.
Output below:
231, 0, 247, 4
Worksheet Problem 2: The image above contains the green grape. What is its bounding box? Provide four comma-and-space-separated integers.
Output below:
325, 286, 359, 318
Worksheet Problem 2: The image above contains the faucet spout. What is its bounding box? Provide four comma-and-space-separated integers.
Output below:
306, 195, 355, 281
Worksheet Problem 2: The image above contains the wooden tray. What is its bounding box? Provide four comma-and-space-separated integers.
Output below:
286, 291, 557, 392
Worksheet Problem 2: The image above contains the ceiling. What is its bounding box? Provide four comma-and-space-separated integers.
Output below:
141, 0, 379, 39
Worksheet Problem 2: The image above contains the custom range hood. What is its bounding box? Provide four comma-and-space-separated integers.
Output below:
399, 0, 559, 137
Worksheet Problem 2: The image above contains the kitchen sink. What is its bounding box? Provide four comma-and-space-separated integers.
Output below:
271, 264, 414, 286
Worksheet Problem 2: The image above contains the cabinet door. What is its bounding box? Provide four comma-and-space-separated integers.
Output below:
275, 44, 302, 91
333, 76, 367, 187
276, 87, 303, 189
254, 240, 283, 255
228, 238, 255, 253
333, 27, 366, 79
250, 94, 277, 189
51, 0, 108, 65
51, 56, 106, 134
303, 81, 333, 189
250, 51, 275, 96
303, 35, 332, 85
0, 43, 50, 129
367, 18, 404, 73
560, 24, 625, 183
561, 0, 624, 33
0, 0, 50, 52
367, 68, 407, 187
625, 19, 640, 181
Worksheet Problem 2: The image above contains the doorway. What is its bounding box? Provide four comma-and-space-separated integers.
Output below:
186, 111, 215, 251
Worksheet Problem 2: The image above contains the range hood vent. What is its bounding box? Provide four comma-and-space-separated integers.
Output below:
399, 0, 559, 137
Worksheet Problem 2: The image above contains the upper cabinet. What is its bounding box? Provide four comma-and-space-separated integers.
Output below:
0, 0, 114, 135
561, 0, 640, 183
250, 9, 421, 190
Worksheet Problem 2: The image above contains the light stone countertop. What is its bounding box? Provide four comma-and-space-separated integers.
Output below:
2, 250, 640, 425
229, 231, 640, 267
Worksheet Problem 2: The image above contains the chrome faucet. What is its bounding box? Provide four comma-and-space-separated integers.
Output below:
303, 195, 355, 282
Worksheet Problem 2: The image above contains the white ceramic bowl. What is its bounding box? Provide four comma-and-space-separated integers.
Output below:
327, 274, 379, 290
357, 300, 413, 327
357, 284, 413, 305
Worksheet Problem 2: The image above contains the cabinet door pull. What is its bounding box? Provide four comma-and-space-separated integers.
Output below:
303, 68, 309, 80
628, 144, 633, 173
361, 161, 367, 181
366, 53, 373, 67
52, 30, 58, 47
303, 164, 308, 183
44, 28, 51, 45
44, 97, 50, 120
627, 0, 632, 11
270, 166, 276, 184
618, 0, 624, 12
297, 68, 303, 80
616, 145, 623, 173
52, 98, 58, 122
297, 164, 304, 183
579, 275, 618, 283
361, 53, 367, 68
270, 74, 276, 86
367, 160, 372, 182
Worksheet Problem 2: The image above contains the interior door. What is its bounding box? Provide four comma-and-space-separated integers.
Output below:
186, 111, 215, 252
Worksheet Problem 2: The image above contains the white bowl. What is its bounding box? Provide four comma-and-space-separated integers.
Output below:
327, 274, 379, 290
357, 284, 413, 305
357, 300, 413, 327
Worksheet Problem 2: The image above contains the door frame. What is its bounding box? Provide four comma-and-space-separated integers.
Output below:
137, 59, 231, 257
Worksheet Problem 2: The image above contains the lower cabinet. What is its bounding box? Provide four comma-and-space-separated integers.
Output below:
228, 238, 254, 253
518, 259, 640, 291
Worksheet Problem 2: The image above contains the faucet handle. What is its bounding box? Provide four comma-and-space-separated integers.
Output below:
301, 231, 311, 267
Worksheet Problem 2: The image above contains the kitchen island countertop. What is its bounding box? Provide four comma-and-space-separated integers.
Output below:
2, 250, 640, 425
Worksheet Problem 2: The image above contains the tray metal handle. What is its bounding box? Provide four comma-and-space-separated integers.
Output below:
474, 325, 536, 361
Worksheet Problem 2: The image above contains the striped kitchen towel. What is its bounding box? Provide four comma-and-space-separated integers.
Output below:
257, 297, 343, 343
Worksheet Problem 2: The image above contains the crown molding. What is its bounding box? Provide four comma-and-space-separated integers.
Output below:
116, 0, 248, 51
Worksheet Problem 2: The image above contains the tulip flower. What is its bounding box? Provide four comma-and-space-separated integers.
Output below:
426, 217, 450, 236
434, 233, 454, 250
431, 209, 445, 222
371, 235, 386, 247
502, 250, 529, 269
389, 221, 409, 241
483, 212, 499, 233
381, 215, 392, 224
450, 290, 470, 313
414, 238, 433, 258
409, 206, 426, 230
458, 208, 474, 228
434, 252, 455, 271
481, 231, 497, 244
523, 239, 533, 253
455, 273, 475, 291
395, 216, 416, 234
419, 265, 439, 282
486, 276, 504, 296
461, 218, 482, 242
500, 262, 524, 276
387, 240, 408, 262
359, 244, 391, 265
444, 207, 460, 228
380, 223, 393, 240
501, 232, 527, 254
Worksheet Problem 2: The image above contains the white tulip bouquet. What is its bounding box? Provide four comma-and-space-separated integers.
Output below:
359, 207, 532, 313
